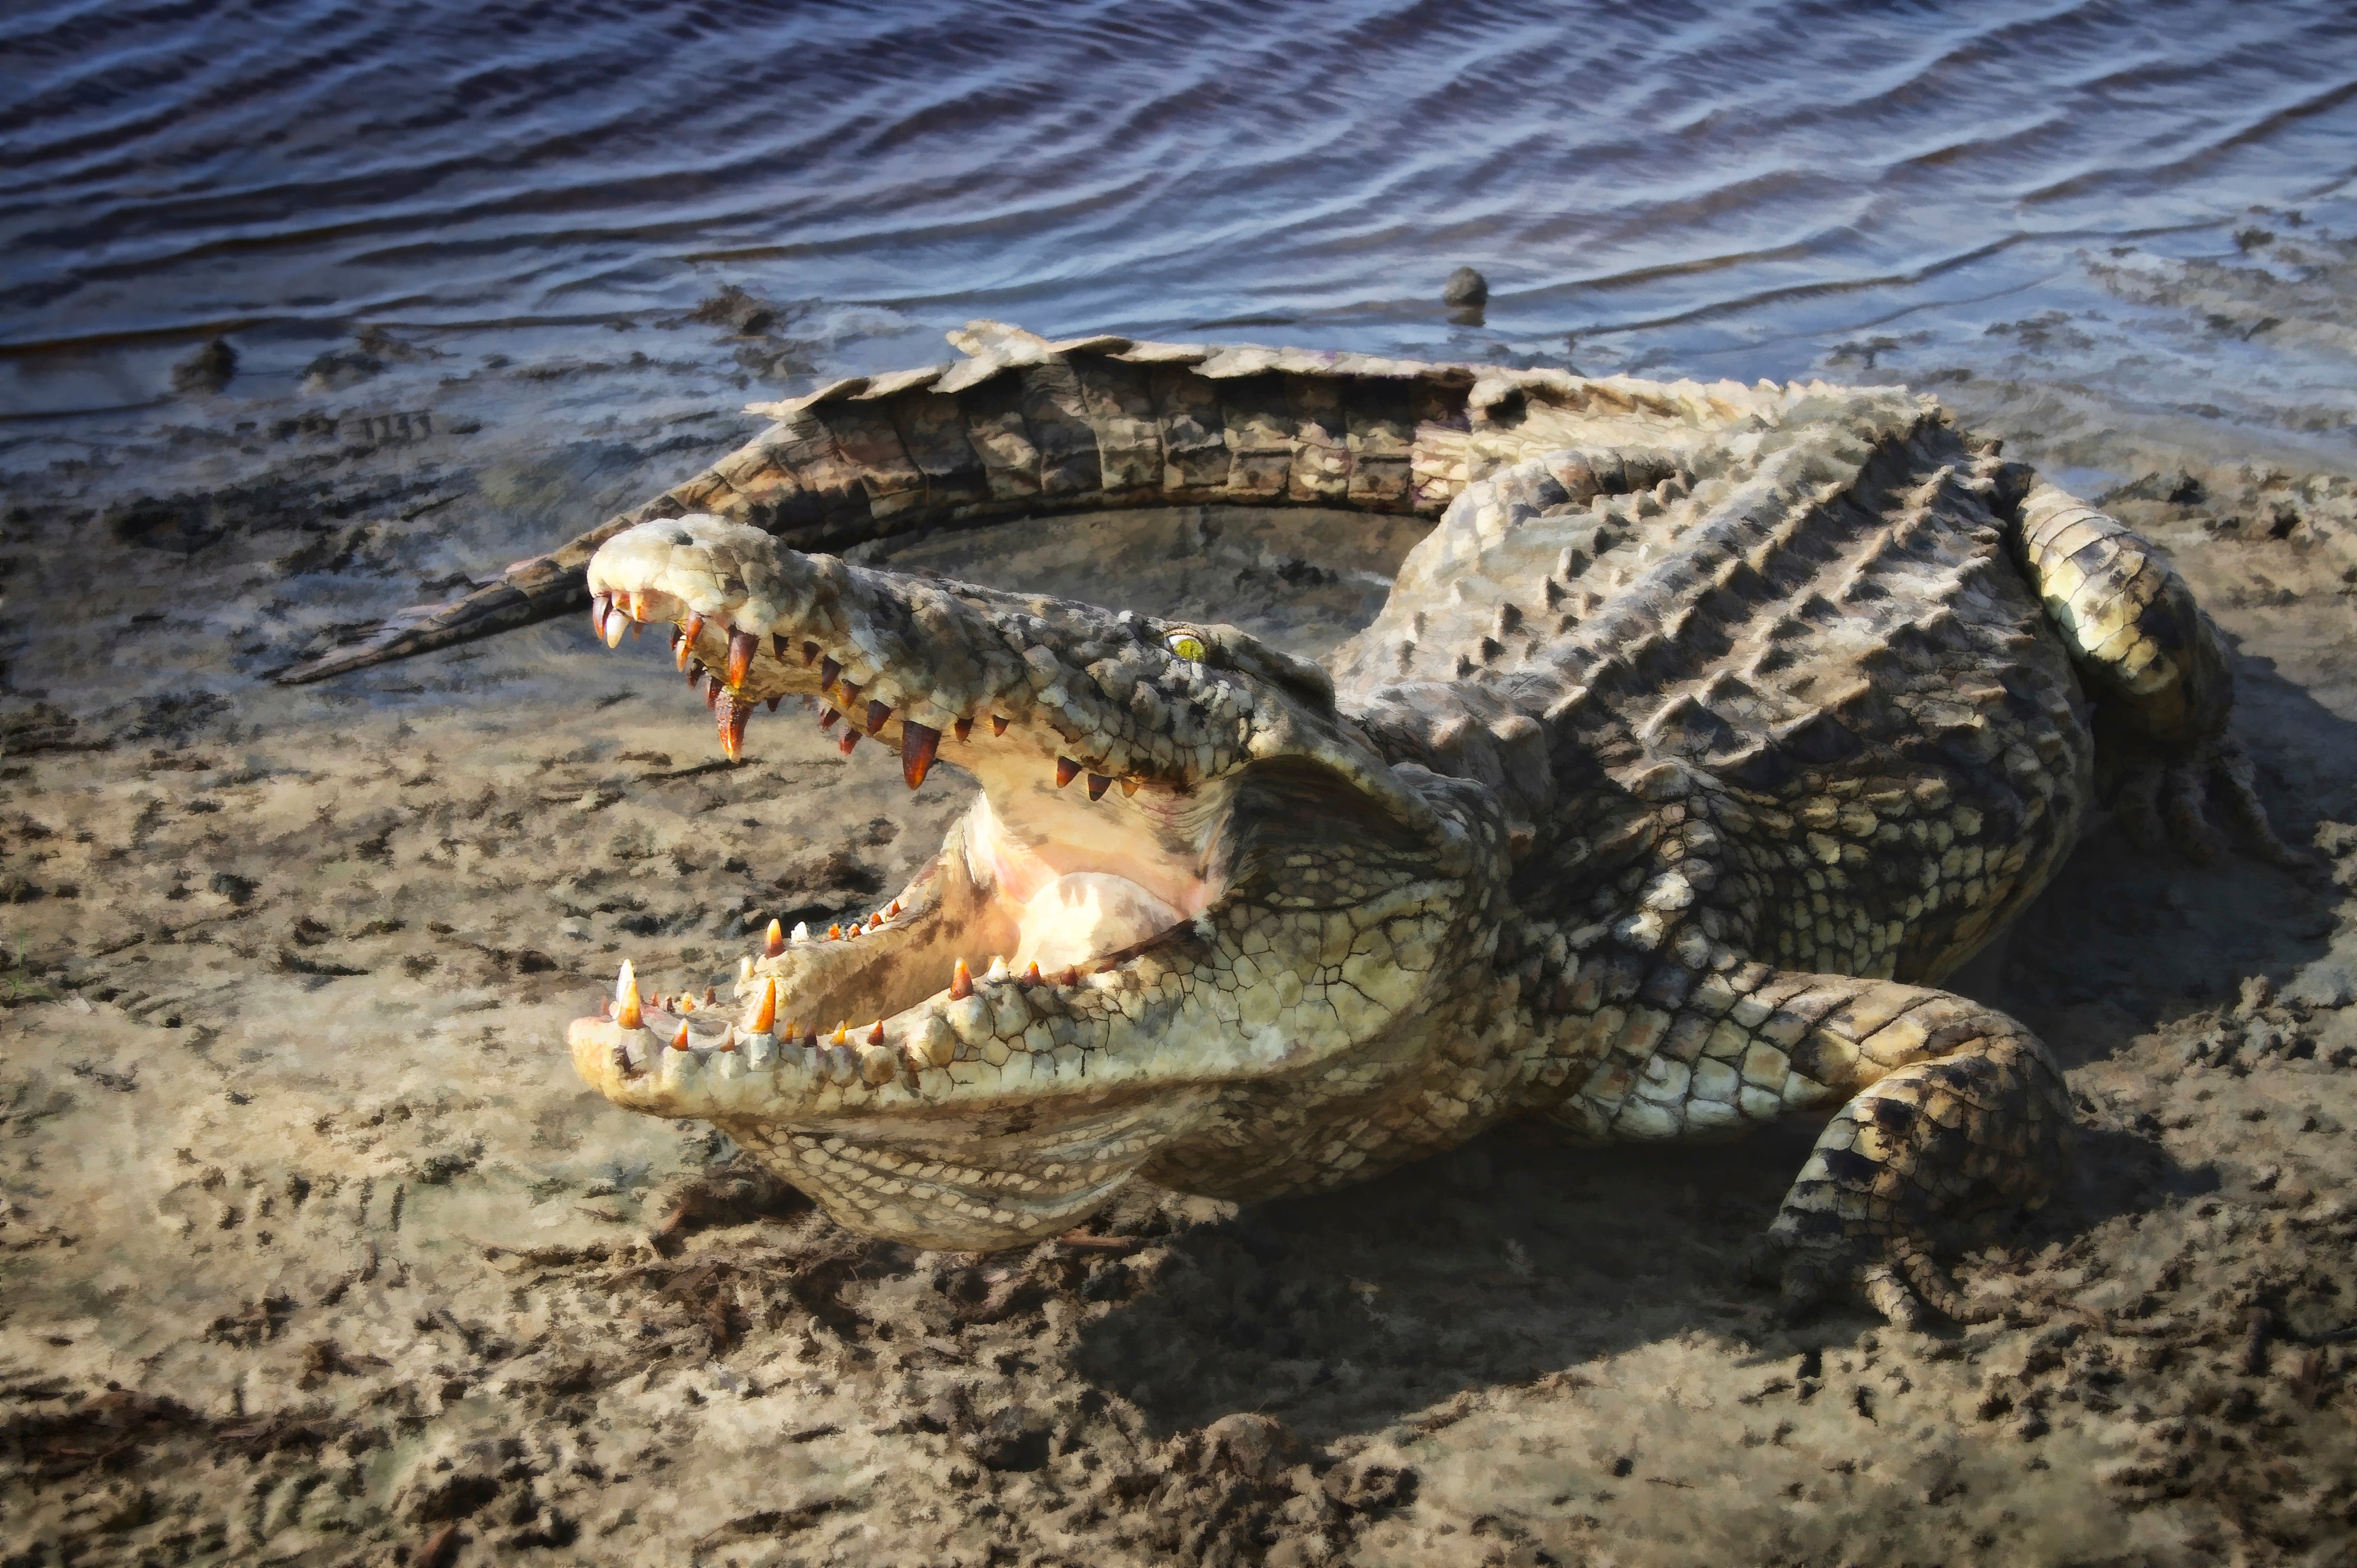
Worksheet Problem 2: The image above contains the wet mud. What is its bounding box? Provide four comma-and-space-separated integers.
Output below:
3, 293, 2356, 1566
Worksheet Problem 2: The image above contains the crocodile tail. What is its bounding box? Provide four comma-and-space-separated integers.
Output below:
272, 323, 1488, 684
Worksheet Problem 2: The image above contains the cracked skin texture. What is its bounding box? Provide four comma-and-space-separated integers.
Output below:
301, 321, 2293, 1327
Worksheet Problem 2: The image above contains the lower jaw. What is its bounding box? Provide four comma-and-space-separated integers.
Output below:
565, 1013, 1222, 1250
714, 1095, 1214, 1250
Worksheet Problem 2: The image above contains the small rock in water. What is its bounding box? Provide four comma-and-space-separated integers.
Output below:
1442, 266, 1489, 308
170, 336, 237, 394
691, 283, 782, 337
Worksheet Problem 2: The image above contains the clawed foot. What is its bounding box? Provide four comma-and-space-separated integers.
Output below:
1743, 1227, 2006, 1331
2110, 738, 2306, 870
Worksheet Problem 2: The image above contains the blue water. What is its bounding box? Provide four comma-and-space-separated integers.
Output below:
4, 0, 2355, 425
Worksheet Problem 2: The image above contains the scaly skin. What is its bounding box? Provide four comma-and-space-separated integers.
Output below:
305, 323, 2293, 1326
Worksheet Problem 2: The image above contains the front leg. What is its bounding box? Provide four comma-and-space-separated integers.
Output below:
1556, 964, 2072, 1327
1746, 980, 2071, 1328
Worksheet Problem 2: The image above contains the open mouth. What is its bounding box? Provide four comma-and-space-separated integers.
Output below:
566, 514, 1250, 1096
555, 510, 1457, 1246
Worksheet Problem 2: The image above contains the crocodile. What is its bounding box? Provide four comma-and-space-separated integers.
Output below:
292, 322, 2295, 1326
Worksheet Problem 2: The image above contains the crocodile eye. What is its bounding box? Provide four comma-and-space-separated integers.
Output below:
1163, 631, 1206, 662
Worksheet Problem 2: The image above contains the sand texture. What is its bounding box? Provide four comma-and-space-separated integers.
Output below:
3, 334, 2356, 1568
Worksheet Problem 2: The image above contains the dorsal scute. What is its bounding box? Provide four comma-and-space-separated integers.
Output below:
1346, 398, 2052, 826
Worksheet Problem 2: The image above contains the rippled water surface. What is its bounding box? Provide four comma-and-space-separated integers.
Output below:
5, 0, 2356, 423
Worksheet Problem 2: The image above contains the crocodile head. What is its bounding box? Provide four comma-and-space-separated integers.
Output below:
566, 514, 1498, 1249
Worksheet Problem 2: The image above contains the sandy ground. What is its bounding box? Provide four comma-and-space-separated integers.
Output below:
3, 307, 2356, 1568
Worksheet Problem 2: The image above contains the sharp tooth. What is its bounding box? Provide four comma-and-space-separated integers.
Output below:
800, 1024, 819, 1047
764, 919, 785, 958
828, 923, 844, 940
726, 629, 758, 689
1056, 757, 1080, 788
783, 1019, 799, 1042
738, 955, 754, 981
801, 641, 820, 666
1087, 773, 1111, 801
590, 592, 612, 637
866, 1019, 886, 1046
603, 609, 628, 649
679, 995, 696, 1013
670, 1021, 691, 1051
773, 633, 791, 659
840, 681, 864, 709
615, 962, 643, 1029
864, 699, 892, 736
991, 715, 1009, 737
1057, 965, 1080, 987
819, 707, 840, 729
949, 958, 973, 1000
837, 729, 859, 755
986, 955, 1010, 982
831, 1022, 849, 1045
1024, 961, 1042, 986
819, 656, 841, 692
1120, 777, 1140, 797
717, 691, 751, 761
705, 674, 724, 711
676, 615, 700, 671
902, 721, 940, 789
791, 921, 810, 942
751, 976, 778, 1035
765, 695, 782, 712
685, 659, 704, 689
628, 590, 651, 622
888, 901, 902, 916
704, 986, 718, 1005
714, 1024, 737, 1052
953, 717, 973, 742
867, 912, 883, 930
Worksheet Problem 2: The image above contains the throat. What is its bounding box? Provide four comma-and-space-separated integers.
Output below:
1011, 873, 1182, 971
952, 778, 1222, 970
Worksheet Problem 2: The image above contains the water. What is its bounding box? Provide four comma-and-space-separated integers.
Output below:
5, 0, 2357, 441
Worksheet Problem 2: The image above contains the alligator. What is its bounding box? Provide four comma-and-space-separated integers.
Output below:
289, 322, 2295, 1326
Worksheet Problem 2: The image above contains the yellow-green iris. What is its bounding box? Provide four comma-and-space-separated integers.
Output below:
1164, 631, 1206, 662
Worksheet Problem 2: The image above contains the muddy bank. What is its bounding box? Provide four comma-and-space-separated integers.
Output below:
2, 311, 2356, 1567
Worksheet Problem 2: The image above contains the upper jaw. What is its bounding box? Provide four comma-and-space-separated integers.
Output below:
582, 514, 1440, 839
583, 513, 1259, 794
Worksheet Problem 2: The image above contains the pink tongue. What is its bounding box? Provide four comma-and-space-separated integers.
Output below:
1010, 874, 1180, 972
